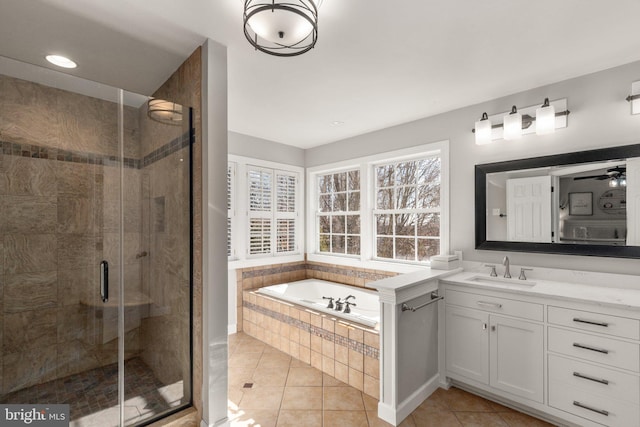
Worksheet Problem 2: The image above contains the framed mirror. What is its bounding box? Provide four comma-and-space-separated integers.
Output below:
475, 144, 640, 258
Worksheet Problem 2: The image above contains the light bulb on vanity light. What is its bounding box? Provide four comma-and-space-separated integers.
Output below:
503, 106, 522, 140
475, 112, 493, 145
535, 98, 556, 135
609, 177, 619, 188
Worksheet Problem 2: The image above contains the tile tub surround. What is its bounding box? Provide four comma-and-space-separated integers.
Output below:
235, 260, 397, 331
242, 290, 381, 399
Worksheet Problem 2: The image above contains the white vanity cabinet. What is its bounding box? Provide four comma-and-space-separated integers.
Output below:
444, 287, 544, 403
440, 277, 640, 427
547, 306, 640, 426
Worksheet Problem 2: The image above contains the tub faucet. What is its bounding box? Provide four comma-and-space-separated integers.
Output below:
343, 301, 357, 314
345, 295, 355, 302
322, 296, 334, 309
334, 298, 344, 311
502, 256, 511, 279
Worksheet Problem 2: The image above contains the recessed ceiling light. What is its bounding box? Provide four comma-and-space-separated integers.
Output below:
331, 121, 344, 126
45, 55, 77, 69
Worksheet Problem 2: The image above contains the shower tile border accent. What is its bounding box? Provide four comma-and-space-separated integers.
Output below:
243, 299, 379, 359
0, 132, 191, 169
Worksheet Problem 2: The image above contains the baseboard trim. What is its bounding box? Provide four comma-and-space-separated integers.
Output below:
377, 373, 440, 426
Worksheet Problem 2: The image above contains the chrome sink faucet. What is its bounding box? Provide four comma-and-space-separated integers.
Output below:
503, 256, 511, 278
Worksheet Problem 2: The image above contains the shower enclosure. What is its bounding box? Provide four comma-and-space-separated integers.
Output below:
0, 57, 193, 426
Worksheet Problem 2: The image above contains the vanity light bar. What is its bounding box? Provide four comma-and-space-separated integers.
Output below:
471, 110, 570, 133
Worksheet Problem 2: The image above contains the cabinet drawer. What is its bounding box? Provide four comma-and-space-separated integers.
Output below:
549, 306, 640, 340
548, 354, 640, 403
549, 380, 640, 427
548, 327, 640, 372
445, 289, 543, 322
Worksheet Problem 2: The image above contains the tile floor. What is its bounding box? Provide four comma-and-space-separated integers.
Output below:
228, 332, 555, 427
0, 357, 185, 426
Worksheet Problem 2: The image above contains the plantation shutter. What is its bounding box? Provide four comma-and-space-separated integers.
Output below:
276, 172, 297, 253
248, 166, 273, 255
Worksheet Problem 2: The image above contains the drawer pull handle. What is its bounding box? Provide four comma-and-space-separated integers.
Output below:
573, 401, 609, 417
573, 318, 609, 327
573, 343, 609, 354
573, 372, 609, 385
476, 301, 502, 309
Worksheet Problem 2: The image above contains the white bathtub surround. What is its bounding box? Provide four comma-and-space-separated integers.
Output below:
441, 265, 640, 427
367, 268, 462, 426
257, 279, 380, 327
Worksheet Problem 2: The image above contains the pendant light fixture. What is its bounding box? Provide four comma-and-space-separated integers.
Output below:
535, 98, 556, 135
503, 106, 522, 140
475, 112, 493, 145
243, 0, 320, 57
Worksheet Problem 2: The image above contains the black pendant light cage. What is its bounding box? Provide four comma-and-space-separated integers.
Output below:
243, 0, 319, 57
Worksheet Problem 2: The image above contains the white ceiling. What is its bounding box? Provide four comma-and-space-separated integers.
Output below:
2, 0, 640, 149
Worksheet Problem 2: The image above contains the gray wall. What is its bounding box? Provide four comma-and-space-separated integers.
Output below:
304, 60, 640, 276
229, 131, 305, 167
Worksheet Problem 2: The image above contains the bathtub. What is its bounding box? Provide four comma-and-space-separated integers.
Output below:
257, 279, 380, 327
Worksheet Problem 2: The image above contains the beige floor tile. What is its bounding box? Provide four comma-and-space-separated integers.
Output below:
239, 386, 284, 410
412, 392, 450, 414
286, 366, 323, 387
258, 352, 292, 369
498, 412, 555, 427
276, 410, 322, 427
366, 411, 417, 427
228, 366, 257, 389
324, 410, 368, 427
252, 367, 289, 388
281, 386, 323, 410
440, 388, 493, 412
235, 340, 268, 354
362, 394, 379, 411
230, 408, 278, 427
487, 401, 517, 413
228, 352, 262, 369
455, 412, 509, 426
227, 389, 244, 407
323, 373, 349, 387
290, 358, 311, 368
411, 411, 463, 427
323, 386, 365, 411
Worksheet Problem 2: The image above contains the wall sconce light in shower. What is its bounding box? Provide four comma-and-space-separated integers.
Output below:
473, 98, 570, 145
626, 81, 640, 114
147, 98, 182, 126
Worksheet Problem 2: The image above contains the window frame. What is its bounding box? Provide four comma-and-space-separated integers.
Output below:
306, 141, 449, 273
228, 155, 304, 269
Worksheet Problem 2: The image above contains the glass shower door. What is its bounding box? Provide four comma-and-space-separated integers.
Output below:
0, 62, 123, 426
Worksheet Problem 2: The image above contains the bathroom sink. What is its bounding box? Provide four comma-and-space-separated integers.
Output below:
467, 275, 536, 287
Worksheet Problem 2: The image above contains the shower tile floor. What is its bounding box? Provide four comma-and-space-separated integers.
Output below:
228, 332, 555, 427
1, 357, 184, 426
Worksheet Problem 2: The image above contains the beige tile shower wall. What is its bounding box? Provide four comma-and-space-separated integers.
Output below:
243, 290, 381, 400
235, 260, 397, 331
141, 46, 203, 417
0, 74, 143, 395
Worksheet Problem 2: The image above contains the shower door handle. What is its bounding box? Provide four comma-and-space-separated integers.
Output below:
100, 260, 109, 303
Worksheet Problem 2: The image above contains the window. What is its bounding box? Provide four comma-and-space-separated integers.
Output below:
374, 157, 441, 261
307, 141, 448, 268
317, 170, 361, 255
247, 165, 299, 257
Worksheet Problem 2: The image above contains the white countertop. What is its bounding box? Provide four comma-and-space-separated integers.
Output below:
366, 268, 462, 293
440, 270, 640, 311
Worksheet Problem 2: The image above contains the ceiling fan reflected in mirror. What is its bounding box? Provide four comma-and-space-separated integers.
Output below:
573, 165, 626, 187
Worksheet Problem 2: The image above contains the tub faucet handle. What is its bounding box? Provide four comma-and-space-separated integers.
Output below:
484, 264, 497, 277
343, 301, 357, 314
322, 296, 334, 309
519, 268, 533, 280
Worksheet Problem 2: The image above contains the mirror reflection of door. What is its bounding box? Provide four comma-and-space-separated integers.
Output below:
506, 176, 552, 242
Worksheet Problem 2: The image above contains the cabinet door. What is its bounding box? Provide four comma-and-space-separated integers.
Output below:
445, 306, 489, 384
490, 315, 544, 403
